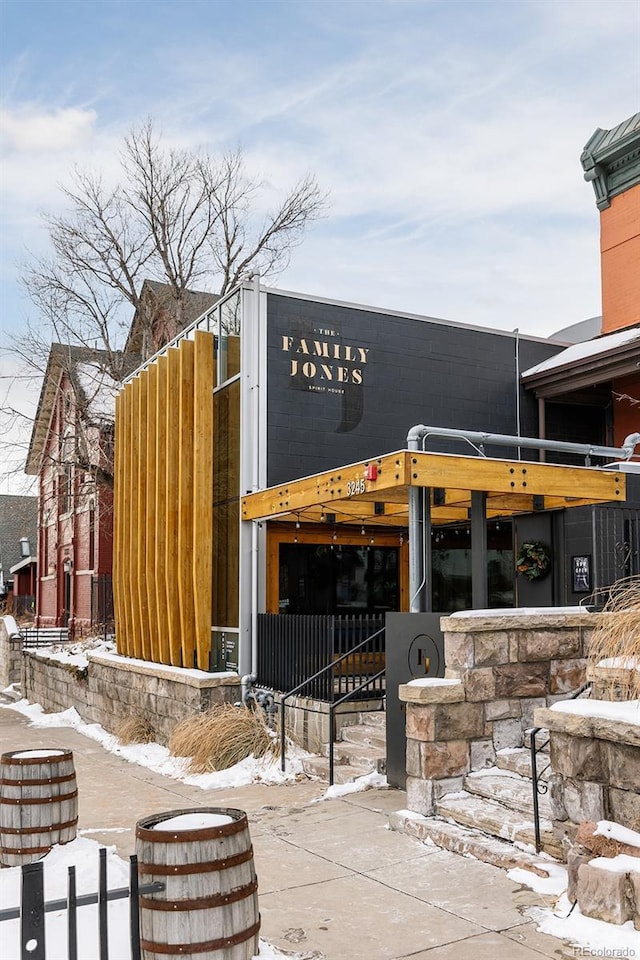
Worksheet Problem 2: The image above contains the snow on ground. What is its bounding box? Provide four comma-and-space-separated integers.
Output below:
316, 770, 388, 801
529, 895, 640, 955
595, 820, 640, 849
0, 699, 309, 788
510, 866, 640, 955
0, 838, 305, 960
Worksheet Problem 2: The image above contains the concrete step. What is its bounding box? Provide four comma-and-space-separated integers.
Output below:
463, 771, 553, 820
302, 756, 375, 783
340, 723, 386, 749
321, 740, 386, 772
436, 790, 562, 859
495, 747, 551, 781
389, 811, 557, 879
357, 710, 385, 728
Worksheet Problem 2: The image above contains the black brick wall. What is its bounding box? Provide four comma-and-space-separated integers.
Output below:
266, 294, 563, 485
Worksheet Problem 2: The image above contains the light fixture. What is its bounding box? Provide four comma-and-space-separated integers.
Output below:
19, 537, 31, 559
62, 557, 73, 574
295, 515, 301, 530
332, 528, 337, 541
361, 525, 365, 536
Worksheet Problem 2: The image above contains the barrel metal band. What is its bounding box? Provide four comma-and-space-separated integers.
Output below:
140, 878, 258, 912
137, 846, 254, 876
139, 917, 261, 955
0, 789, 78, 806
136, 815, 247, 844
3, 752, 72, 765
0, 842, 56, 857
0, 816, 78, 835
0, 772, 77, 787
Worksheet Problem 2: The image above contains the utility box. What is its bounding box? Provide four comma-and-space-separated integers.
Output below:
385, 613, 446, 789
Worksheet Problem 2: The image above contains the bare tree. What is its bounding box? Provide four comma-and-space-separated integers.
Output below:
3, 119, 327, 488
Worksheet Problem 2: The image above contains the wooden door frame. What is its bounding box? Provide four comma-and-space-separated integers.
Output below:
266, 522, 409, 614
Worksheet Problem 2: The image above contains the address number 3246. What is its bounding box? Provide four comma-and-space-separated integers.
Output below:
346, 478, 366, 497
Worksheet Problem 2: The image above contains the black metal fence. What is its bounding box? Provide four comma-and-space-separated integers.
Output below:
91, 575, 114, 636
0, 847, 163, 960
593, 505, 640, 588
257, 613, 385, 701
20, 627, 70, 649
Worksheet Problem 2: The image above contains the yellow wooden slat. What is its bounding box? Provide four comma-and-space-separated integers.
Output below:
122, 383, 134, 656
113, 391, 125, 654
145, 364, 159, 663
178, 339, 196, 668
155, 356, 170, 664
165, 349, 182, 666
129, 379, 142, 657
193, 332, 214, 671
136, 371, 150, 661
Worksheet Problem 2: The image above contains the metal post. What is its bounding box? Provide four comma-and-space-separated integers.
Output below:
98, 846, 108, 960
471, 491, 488, 609
129, 855, 141, 960
67, 865, 78, 960
20, 862, 45, 960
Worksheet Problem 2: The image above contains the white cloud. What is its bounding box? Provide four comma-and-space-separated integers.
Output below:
0, 104, 97, 153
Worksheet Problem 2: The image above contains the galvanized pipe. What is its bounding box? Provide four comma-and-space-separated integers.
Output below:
407, 424, 640, 462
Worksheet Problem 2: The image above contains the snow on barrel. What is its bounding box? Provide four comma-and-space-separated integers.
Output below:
135, 807, 260, 960
0, 748, 78, 866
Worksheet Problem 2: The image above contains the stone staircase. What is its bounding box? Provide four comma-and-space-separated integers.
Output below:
391, 732, 562, 875
302, 711, 386, 784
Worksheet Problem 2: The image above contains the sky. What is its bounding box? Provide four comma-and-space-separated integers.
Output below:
1, 0, 639, 491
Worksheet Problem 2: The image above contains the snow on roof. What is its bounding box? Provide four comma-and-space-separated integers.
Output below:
75, 362, 120, 423
522, 326, 640, 379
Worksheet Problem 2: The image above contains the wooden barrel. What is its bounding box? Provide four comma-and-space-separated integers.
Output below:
136, 807, 260, 960
0, 748, 78, 866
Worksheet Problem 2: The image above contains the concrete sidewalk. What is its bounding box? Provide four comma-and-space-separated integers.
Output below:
0, 703, 577, 960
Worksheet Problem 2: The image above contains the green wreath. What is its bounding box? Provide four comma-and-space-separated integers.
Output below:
516, 541, 551, 581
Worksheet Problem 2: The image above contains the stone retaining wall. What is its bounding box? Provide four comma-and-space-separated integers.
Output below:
21, 650, 241, 744
0, 617, 22, 690
534, 704, 640, 840
400, 609, 598, 816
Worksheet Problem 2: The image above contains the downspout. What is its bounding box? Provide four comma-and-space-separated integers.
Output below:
241, 274, 262, 701
408, 426, 426, 612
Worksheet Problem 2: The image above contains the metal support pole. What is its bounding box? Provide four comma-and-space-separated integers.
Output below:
471, 491, 488, 609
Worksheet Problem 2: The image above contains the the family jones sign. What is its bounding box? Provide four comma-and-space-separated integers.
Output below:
281, 328, 370, 394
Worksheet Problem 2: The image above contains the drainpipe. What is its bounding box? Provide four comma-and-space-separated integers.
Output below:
240, 274, 262, 702
407, 426, 427, 612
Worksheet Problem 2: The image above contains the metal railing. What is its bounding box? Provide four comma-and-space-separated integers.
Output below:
529, 682, 592, 853
279, 624, 386, 785
20, 627, 71, 649
257, 613, 385, 700
0, 847, 164, 960
91, 575, 114, 638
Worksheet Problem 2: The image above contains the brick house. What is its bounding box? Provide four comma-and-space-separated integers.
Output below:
25, 283, 218, 633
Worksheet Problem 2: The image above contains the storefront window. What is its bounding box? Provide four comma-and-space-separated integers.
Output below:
431, 520, 513, 613
278, 543, 399, 615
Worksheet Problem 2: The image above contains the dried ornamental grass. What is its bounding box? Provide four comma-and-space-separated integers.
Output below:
169, 703, 278, 773
115, 714, 156, 744
587, 576, 640, 701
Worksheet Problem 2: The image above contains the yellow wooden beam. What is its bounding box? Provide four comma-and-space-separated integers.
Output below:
409, 452, 625, 501
129, 379, 142, 658
113, 391, 125, 654
241, 452, 410, 519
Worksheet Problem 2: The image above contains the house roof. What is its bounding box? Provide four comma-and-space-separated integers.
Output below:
0, 495, 37, 579
124, 280, 218, 355
581, 112, 640, 210
521, 326, 640, 399
25, 344, 137, 476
